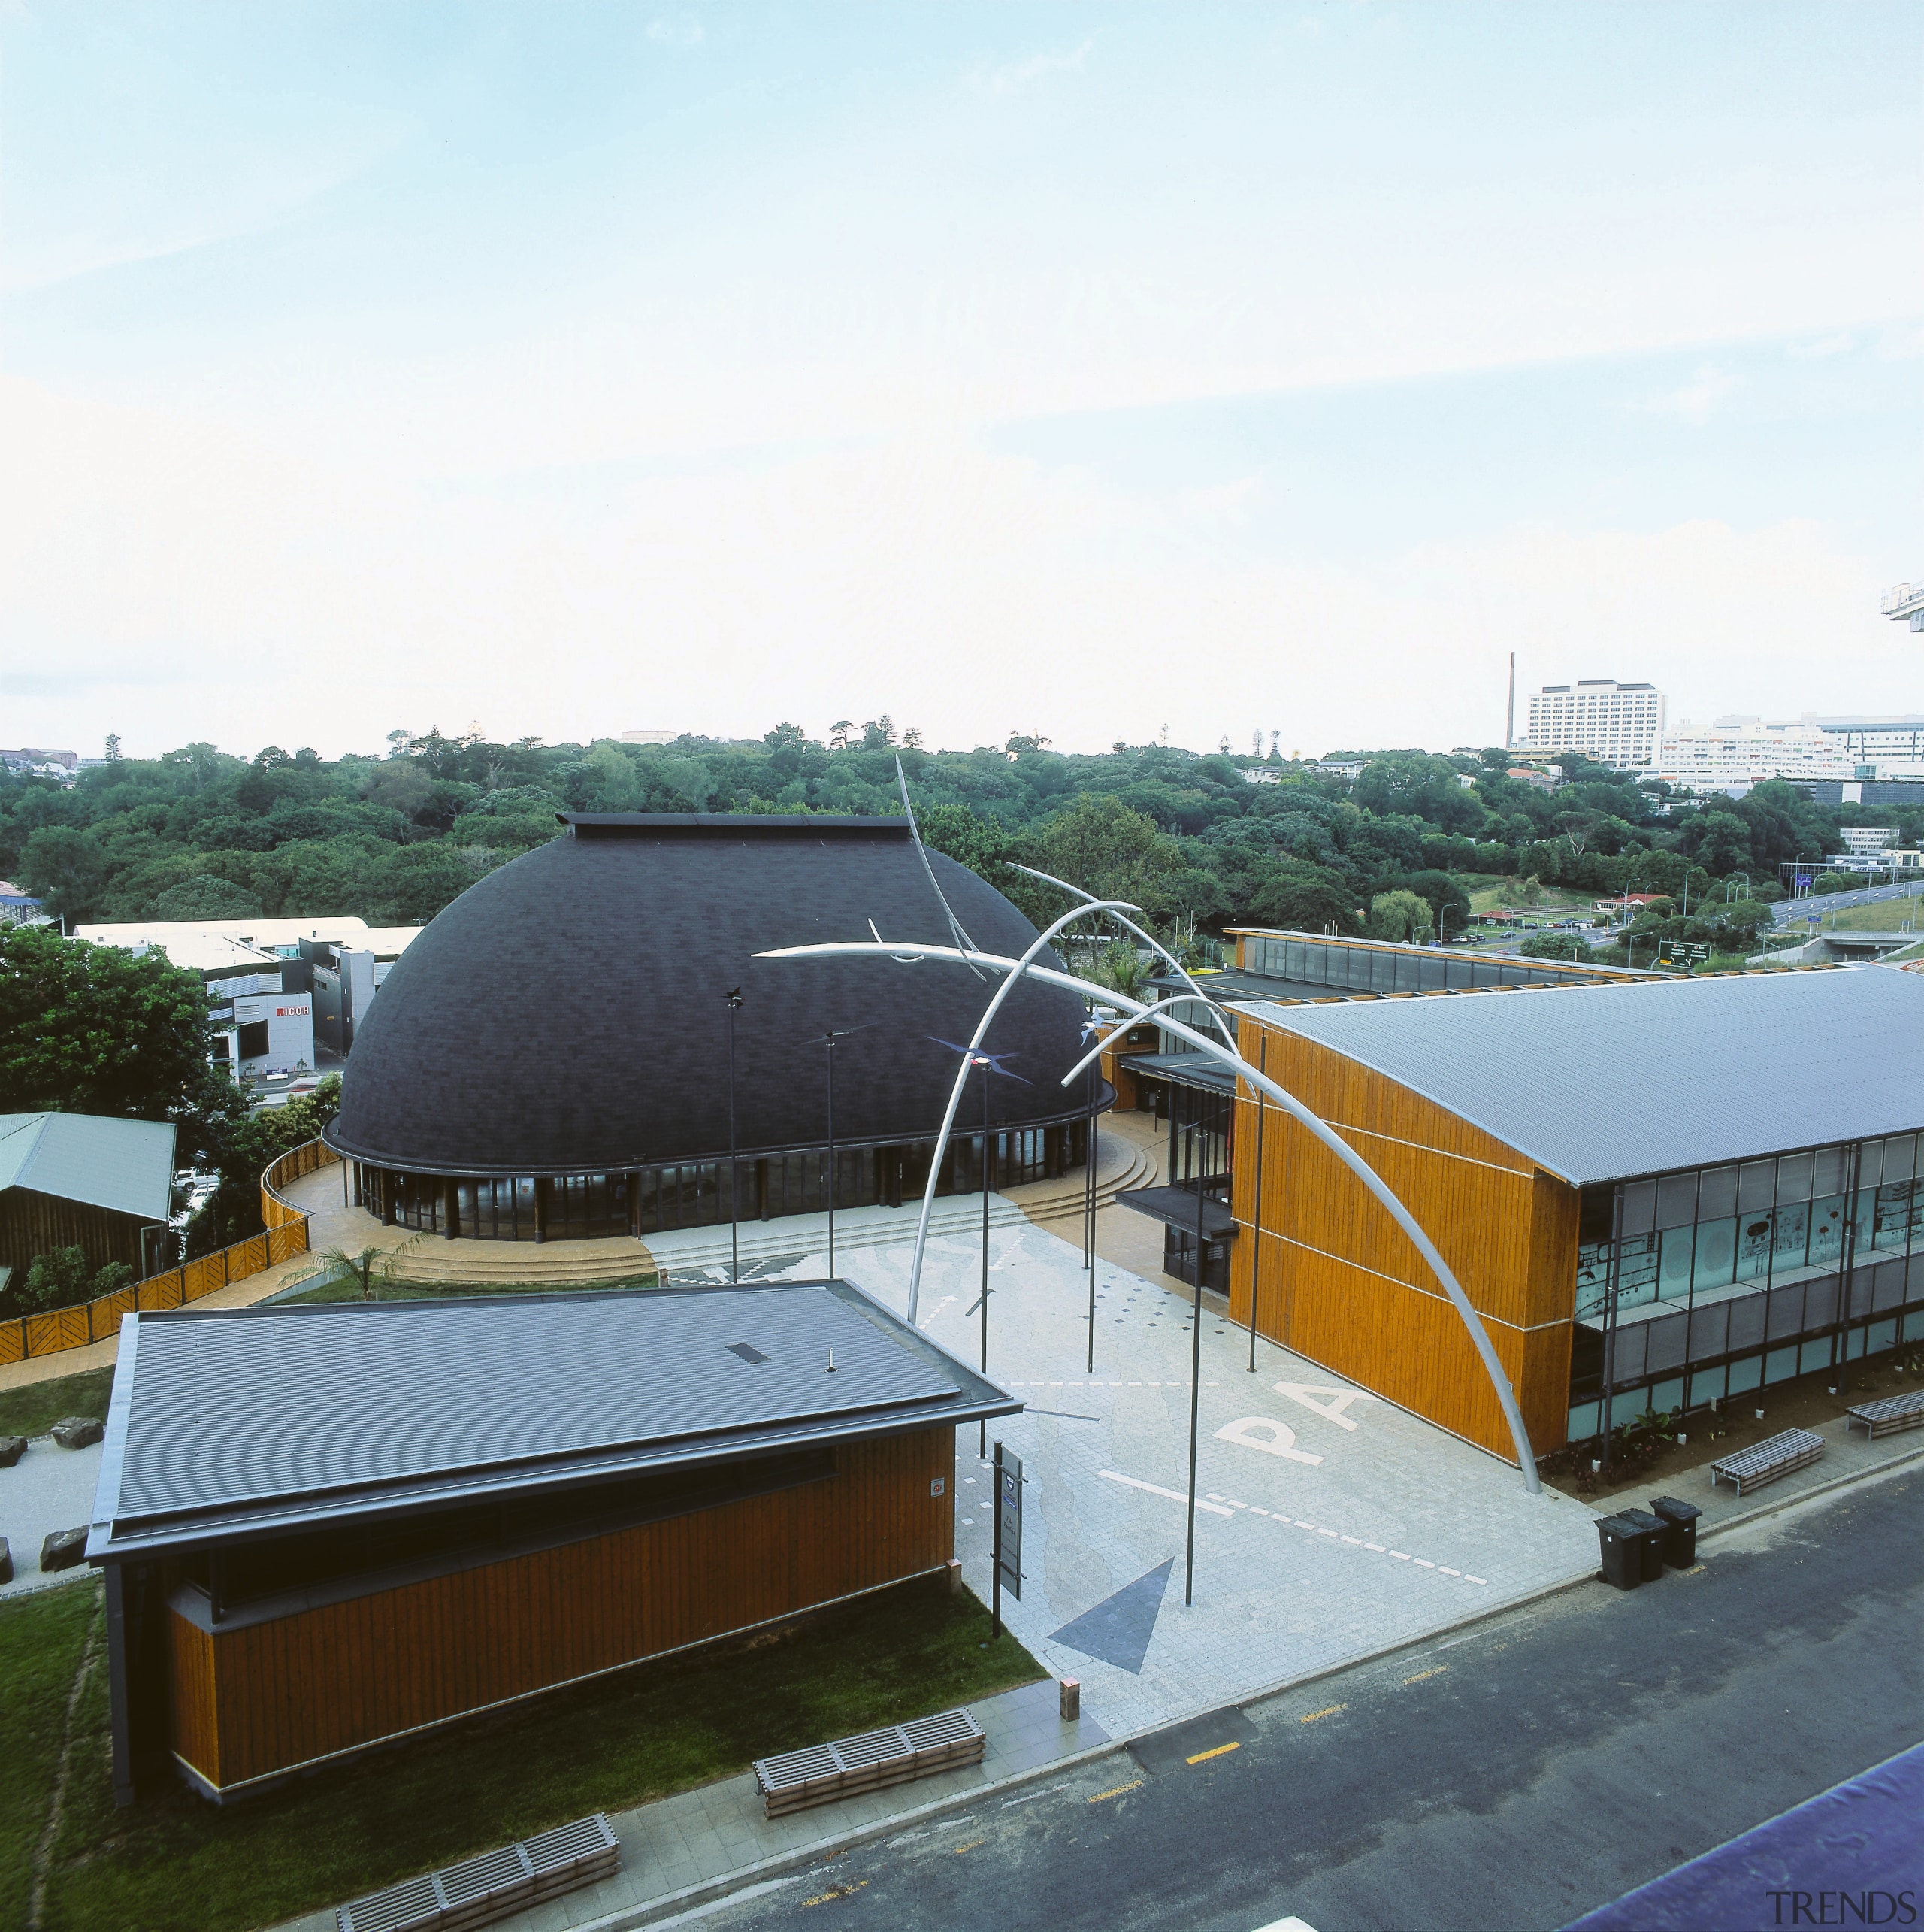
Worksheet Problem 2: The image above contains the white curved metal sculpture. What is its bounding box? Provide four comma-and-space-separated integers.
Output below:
756, 935, 1541, 1492
899, 898, 1145, 1325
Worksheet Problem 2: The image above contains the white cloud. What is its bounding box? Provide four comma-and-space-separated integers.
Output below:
969, 38, 1094, 97
645, 15, 703, 48
1643, 363, 1741, 425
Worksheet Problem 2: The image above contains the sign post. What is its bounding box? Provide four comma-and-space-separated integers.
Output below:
992, 1441, 1022, 1638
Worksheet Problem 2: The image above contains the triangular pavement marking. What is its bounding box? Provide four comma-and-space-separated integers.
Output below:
1048, 1558, 1176, 1675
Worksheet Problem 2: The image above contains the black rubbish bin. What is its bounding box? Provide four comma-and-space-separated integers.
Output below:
1649, 1496, 1702, 1568
1617, 1507, 1668, 1583
1596, 1515, 1641, 1591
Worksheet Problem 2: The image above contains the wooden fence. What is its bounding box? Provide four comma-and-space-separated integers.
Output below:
0, 1138, 337, 1368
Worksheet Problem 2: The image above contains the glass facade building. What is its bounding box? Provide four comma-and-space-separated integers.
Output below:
355, 1120, 1089, 1243
1569, 1134, 1924, 1440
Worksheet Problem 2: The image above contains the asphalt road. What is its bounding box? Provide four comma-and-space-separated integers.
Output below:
1772, 879, 1924, 924
691, 1462, 1924, 1932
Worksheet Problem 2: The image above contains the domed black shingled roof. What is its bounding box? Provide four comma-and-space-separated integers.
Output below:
325, 815, 1100, 1177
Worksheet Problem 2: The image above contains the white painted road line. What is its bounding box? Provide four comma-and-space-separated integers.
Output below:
1098, 1470, 1237, 1516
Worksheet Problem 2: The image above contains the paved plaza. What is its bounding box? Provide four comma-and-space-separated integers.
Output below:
652, 1207, 1604, 1739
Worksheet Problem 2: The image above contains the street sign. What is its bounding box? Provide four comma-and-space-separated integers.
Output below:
994, 1442, 1022, 1606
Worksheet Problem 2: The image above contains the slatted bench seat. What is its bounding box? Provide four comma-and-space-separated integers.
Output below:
1846, 1389, 1924, 1440
337, 1814, 619, 1932
1710, 1427, 1826, 1497
753, 1708, 986, 1818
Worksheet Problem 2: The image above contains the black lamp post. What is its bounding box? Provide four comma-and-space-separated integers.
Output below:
725, 987, 743, 1283
1181, 1117, 1207, 1609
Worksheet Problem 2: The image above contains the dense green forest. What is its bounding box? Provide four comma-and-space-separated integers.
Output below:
0, 723, 1887, 966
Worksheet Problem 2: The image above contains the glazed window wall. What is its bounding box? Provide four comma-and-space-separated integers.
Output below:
356, 1121, 1088, 1243
1566, 1134, 1924, 1440
1242, 934, 1598, 994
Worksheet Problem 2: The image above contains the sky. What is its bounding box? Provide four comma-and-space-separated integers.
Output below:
2, 2, 1921, 763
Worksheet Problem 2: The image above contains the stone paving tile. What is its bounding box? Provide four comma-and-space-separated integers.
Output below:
818, 1219, 1604, 1741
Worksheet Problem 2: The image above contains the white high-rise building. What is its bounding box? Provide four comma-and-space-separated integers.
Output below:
1524, 680, 1667, 768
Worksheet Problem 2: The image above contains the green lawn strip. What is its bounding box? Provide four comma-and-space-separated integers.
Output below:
0, 1581, 101, 1918
0, 1366, 115, 1440
41, 1574, 1042, 1932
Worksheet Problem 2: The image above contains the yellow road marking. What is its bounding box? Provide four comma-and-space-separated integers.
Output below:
1186, 1741, 1242, 1764
803, 1879, 870, 1906
1088, 1778, 1145, 1803
1404, 1665, 1451, 1685
954, 1839, 985, 1854
1300, 1703, 1348, 1723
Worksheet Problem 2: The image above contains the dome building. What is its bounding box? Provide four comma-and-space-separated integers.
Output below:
324, 813, 1108, 1241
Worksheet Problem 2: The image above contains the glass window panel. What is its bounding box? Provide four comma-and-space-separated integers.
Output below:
1858, 1141, 1885, 1190
1620, 1180, 1657, 1236
1772, 1201, 1811, 1271
1566, 1403, 1599, 1443
1693, 1216, 1737, 1291
1811, 1146, 1847, 1198
1738, 1161, 1777, 1210
1776, 1152, 1814, 1203
1807, 1195, 1848, 1270
1764, 1344, 1800, 1384
1658, 1225, 1695, 1297
1868, 1316, 1898, 1353
1650, 1376, 1684, 1415
1798, 1339, 1831, 1376
1696, 1166, 1738, 1219
1575, 1241, 1611, 1320
1656, 1173, 1699, 1231
1726, 1352, 1763, 1394
1883, 1135, 1916, 1183
1735, 1211, 1774, 1282
1687, 1363, 1728, 1405
1617, 1234, 1658, 1309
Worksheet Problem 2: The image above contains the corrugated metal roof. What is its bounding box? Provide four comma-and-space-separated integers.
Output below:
91, 1279, 1017, 1555
1235, 968, 1924, 1187
0, 1113, 175, 1219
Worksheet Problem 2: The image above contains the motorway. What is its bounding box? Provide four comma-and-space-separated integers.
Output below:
1772, 878, 1924, 924
691, 1462, 1924, 1932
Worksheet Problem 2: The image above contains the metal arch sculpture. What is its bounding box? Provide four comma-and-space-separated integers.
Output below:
755, 936, 1542, 1493
891, 897, 1148, 1326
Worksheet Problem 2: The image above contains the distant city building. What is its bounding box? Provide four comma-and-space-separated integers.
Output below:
74, 917, 422, 1084
1882, 582, 1924, 631
1242, 767, 1282, 786
619, 729, 677, 745
0, 746, 79, 775
1525, 681, 1667, 768
1655, 719, 1859, 794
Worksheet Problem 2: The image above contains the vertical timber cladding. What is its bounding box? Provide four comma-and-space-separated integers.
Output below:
167, 1427, 955, 1796
1229, 1016, 1580, 1461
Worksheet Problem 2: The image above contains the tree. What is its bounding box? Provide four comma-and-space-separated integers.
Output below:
1246, 865, 1361, 935
0, 927, 244, 1168
1366, 889, 1434, 944
154, 874, 265, 921
0, 1246, 135, 1318
829, 719, 854, 750
1514, 931, 1595, 964
20, 825, 108, 921
1023, 795, 1181, 916
104, 733, 123, 761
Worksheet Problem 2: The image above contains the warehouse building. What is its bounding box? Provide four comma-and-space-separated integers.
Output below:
86, 1279, 1018, 1803
1222, 968, 1924, 1464
0, 1113, 177, 1289
323, 814, 1101, 1241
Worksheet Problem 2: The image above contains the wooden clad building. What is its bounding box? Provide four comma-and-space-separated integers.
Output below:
0, 1113, 176, 1285
88, 1282, 1017, 1804
1224, 966, 1924, 1466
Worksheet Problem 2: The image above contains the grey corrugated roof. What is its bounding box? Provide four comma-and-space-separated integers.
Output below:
90, 1279, 1016, 1555
0, 1113, 175, 1220
1235, 967, 1924, 1188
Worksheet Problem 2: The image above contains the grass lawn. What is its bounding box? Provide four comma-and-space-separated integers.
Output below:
6, 1571, 1041, 1932
0, 1367, 114, 1440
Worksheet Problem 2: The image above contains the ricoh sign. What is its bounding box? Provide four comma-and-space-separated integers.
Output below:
276, 1006, 309, 1019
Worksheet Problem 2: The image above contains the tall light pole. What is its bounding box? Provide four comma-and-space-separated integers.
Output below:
1083, 1013, 1100, 1375
1179, 1118, 1209, 1608
725, 987, 743, 1283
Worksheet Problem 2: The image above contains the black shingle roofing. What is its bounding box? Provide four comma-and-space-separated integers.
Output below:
326, 814, 1097, 1176
89, 1279, 1018, 1555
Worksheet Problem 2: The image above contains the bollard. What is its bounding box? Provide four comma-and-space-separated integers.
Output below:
944, 1557, 964, 1597
1060, 1678, 1081, 1722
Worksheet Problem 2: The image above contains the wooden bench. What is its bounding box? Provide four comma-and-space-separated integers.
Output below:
1846, 1389, 1924, 1440
753, 1708, 986, 1818
1710, 1427, 1826, 1497
337, 1814, 619, 1932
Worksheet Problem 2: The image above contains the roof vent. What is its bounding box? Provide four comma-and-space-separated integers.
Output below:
725, 1342, 769, 1366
